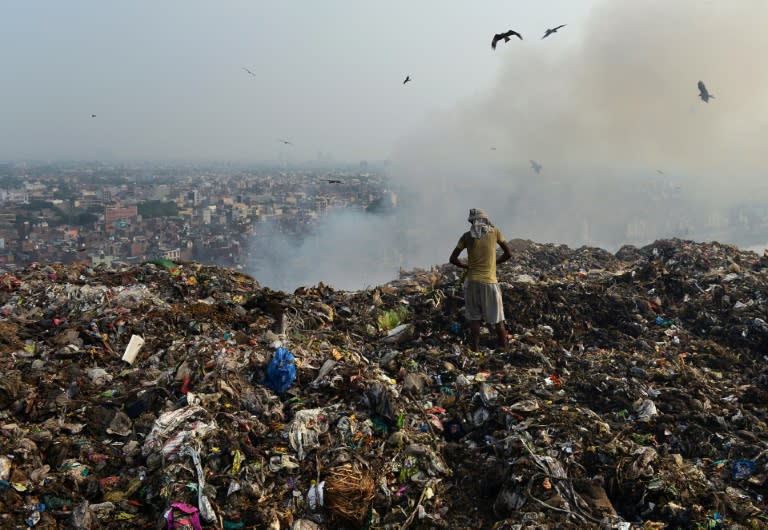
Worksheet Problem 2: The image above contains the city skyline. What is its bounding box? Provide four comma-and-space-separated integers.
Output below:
3, 161, 768, 292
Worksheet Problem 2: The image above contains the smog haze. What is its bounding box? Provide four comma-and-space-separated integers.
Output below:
2, 0, 766, 290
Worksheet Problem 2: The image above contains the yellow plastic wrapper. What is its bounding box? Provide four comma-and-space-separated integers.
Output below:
231, 449, 244, 474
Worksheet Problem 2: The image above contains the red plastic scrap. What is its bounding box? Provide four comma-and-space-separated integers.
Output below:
548, 374, 563, 387
0, 273, 21, 291
99, 476, 119, 488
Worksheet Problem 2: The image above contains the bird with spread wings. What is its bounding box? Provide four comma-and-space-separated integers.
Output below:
542, 25, 566, 39
492, 30, 523, 49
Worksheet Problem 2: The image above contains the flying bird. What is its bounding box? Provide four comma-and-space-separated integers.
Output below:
278, 139, 293, 145
698, 80, 714, 103
530, 160, 542, 174
91, 114, 96, 118
243, 67, 256, 77
542, 25, 567, 39
403, 75, 411, 84
325, 179, 342, 184
656, 169, 665, 175
492, 30, 523, 49
490, 147, 497, 151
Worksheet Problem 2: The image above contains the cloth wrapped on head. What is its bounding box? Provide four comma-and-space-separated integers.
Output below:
468, 208, 494, 238
467, 208, 489, 222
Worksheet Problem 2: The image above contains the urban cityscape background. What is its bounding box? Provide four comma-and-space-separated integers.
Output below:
1, 160, 767, 292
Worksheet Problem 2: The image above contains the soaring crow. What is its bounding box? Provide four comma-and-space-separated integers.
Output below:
492, 30, 523, 49
326, 179, 342, 184
698, 81, 714, 103
542, 25, 566, 39
530, 160, 542, 174
403, 75, 411, 84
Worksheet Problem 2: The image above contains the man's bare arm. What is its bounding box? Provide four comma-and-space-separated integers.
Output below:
449, 247, 468, 269
497, 240, 513, 264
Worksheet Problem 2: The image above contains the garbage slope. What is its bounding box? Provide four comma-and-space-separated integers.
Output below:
1, 238, 767, 529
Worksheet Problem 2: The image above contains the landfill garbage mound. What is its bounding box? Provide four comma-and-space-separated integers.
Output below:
1, 238, 768, 529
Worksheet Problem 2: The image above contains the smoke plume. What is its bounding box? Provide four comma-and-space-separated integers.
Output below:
250, 0, 768, 291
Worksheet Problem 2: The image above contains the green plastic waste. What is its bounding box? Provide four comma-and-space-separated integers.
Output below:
145, 258, 177, 269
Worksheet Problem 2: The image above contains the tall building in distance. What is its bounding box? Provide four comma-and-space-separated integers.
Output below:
104, 205, 138, 225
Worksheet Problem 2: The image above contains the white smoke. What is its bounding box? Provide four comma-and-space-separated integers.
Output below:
248, 0, 768, 291
387, 0, 768, 255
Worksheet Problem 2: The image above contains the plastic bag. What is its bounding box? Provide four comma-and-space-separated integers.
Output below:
165, 502, 202, 530
264, 347, 297, 394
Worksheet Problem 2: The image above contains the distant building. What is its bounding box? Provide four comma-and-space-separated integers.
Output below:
203, 206, 215, 225
105, 205, 138, 224
76, 190, 103, 209
161, 247, 181, 261
153, 184, 170, 201
314, 197, 328, 213
0, 212, 16, 226
62, 228, 79, 241
130, 241, 144, 257
0, 189, 28, 203
91, 253, 115, 268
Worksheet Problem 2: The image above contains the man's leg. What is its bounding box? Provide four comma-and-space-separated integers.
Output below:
469, 320, 481, 352
495, 321, 508, 350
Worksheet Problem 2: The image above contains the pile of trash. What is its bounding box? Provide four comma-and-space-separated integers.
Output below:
1, 238, 768, 529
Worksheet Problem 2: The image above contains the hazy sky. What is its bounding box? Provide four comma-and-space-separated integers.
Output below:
1, 0, 595, 162
4, 1, 768, 290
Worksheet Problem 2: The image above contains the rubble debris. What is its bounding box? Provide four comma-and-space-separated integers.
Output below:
1, 239, 768, 528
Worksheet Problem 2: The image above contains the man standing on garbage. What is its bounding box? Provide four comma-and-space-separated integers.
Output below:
449, 208, 513, 352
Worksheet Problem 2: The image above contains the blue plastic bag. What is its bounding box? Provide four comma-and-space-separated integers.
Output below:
732, 459, 756, 480
264, 347, 297, 394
